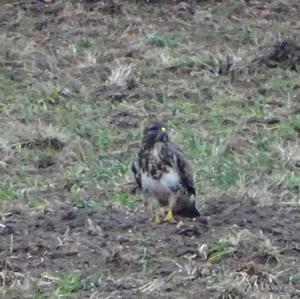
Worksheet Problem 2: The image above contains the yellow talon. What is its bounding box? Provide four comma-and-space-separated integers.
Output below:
164, 208, 176, 223
154, 210, 161, 223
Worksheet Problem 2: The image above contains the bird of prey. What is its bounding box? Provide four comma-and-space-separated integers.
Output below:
131, 120, 200, 223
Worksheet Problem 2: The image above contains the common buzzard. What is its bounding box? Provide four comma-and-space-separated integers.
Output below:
131, 120, 199, 222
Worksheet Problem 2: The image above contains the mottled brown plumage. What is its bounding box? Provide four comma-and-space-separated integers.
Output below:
131, 120, 199, 222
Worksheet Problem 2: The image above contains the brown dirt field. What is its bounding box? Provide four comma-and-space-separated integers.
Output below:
1, 196, 300, 298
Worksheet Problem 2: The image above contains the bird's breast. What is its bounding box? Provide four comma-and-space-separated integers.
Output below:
160, 168, 180, 189
141, 167, 180, 194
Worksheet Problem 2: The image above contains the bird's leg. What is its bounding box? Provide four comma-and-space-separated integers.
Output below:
149, 197, 161, 223
164, 196, 176, 223
154, 209, 161, 223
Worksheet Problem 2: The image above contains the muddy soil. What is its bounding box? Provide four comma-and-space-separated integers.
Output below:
1, 196, 300, 298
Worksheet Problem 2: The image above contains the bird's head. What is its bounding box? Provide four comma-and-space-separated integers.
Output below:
143, 120, 169, 146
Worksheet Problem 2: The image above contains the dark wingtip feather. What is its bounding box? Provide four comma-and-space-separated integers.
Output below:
176, 202, 200, 218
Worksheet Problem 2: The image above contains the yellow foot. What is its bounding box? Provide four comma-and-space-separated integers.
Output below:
152, 210, 161, 223
164, 209, 176, 223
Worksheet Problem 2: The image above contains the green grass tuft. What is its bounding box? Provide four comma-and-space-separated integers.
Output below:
115, 192, 135, 207
145, 34, 179, 48
55, 273, 83, 296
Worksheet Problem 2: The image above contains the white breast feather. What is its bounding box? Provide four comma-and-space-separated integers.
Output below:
160, 168, 180, 189
141, 167, 180, 194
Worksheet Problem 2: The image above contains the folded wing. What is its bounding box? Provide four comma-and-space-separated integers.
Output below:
171, 143, 196, 196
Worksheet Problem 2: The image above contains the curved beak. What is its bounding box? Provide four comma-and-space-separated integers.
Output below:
157, 127, 169, 142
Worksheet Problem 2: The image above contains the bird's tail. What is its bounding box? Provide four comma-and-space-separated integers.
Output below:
176, 201, 200, 218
